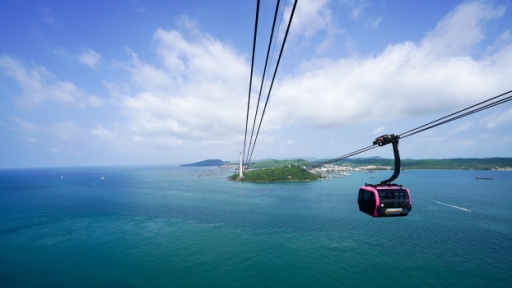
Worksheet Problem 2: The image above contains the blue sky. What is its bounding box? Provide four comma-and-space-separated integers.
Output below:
1, 0, 511, 168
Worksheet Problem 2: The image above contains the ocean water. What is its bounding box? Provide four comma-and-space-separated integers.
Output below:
0, 166, 511, 287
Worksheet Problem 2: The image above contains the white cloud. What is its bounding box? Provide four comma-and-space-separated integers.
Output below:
448, 121, 473, 134
78, 49, 101, 69
372, 126, 385, 135
487, 30, 511, 55
372, 17, 382, 28
23, 137, 39, 143
101, 25, 249, 150
347, 0, 369, 20
421, 1, 505, 56
91, 125, 115, 140
41, 7, 60, 27
286, 0, 333, 38
268, 1, 512, 128
92, 2, 510, 158
480, 107, 512, 129
462, 139, 475, 146
11, 117, 36, 130
49, 121, 82, 139
0, 55, 103, 108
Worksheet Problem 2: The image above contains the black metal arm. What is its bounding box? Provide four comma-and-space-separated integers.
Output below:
373, 134, 401, 184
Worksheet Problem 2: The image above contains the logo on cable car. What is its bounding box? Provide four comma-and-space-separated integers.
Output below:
384, 208, 402, 215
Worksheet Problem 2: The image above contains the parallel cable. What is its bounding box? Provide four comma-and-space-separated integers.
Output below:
265, 0, 288, 84
242, 0, 261, 169
311, 145, 377, 169
310, 89, 512, 170
246, 0, 288, 167
401, 91, 512, 138
245, 0, 281, 167
282, 145, 378, 179
246, 0, 298, 169
400, 89, 512, 137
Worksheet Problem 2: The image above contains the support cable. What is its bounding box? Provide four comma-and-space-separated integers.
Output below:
242, 0, 261, 170
246, 0, 298, 169
400, 89, 512, 137
310, 89, 512, 170
245, 0, 281, 167
311, 145, 378, 169
401, 93, 512, 139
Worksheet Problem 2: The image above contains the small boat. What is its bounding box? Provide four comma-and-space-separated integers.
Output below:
101, 177, 105, 180
476, 177, 493, 180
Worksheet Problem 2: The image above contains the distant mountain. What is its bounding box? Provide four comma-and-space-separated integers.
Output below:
180, 159, 226, 167
228, 158, 272, 163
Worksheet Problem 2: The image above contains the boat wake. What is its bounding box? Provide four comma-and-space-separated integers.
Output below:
431, 199, 472, 212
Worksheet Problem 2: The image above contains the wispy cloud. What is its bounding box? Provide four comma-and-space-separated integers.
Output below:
372, 17, 382, 28
269, 1, 512, 128
90, 1, 511, 156
421, 1, 506, 56
49, 121, 83, 139
23, 137, 39, 143
372, 126, 385, 135
99, 22, 249, 150
347, 0, 369, 20
41, 6, 60, 27
0, 55, 103, 108
90, 125, 115, 140
78, 49, 101, 69
448, 121, 473, 134
480, 107, 512, 129
287, 0, 333, 38
11, 117, 36, 130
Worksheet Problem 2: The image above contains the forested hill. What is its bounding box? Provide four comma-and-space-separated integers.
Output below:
348, 157, 512, 170
229, 166, 321, 182
246, 158, 512, 170
400, 158, 512, 170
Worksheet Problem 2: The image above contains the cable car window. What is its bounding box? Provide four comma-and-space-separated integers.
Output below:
378, 189, 409, 199
378, 189, 409, 209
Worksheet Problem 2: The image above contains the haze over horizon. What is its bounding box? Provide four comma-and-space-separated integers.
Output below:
1, 0, 511, 168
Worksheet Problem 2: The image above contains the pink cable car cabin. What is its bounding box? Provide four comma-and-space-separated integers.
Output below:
357, 134, 412, 217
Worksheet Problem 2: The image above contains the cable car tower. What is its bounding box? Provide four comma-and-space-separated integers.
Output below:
239, 152, 244, 180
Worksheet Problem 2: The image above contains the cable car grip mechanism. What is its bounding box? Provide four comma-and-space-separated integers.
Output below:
371, 134, 401, 186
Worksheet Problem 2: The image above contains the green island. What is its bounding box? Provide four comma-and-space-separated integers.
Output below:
229, 165, 321, 183
228, 157, 512, 183
243, 157, 512, 170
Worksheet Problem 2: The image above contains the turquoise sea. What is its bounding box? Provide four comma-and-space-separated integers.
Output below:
1, 166, 511, 287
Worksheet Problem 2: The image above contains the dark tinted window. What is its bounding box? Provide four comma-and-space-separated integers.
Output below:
358, 189, 376, 215
378, 189, 409, 200
378, 189, 409, 208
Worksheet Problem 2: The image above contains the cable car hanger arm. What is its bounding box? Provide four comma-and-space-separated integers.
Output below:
372, 134, 401, 185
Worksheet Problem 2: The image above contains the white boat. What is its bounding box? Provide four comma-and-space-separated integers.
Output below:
101, 177, 105, 180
